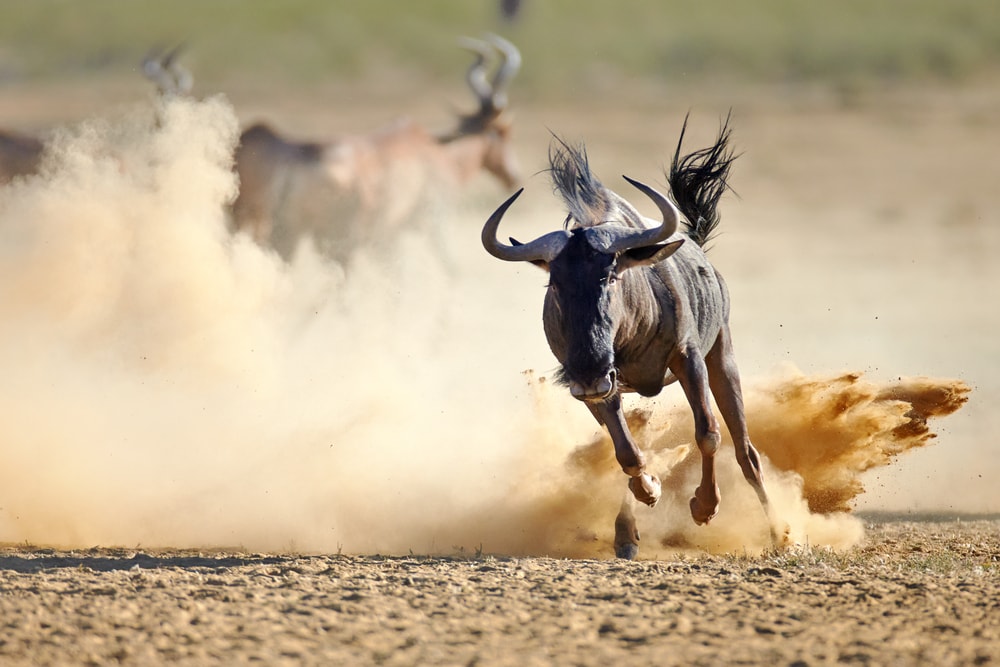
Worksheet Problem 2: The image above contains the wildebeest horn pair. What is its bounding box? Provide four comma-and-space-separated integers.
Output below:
481, 176, 679, 264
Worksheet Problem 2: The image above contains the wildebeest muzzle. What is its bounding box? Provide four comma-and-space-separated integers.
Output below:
568, 368, 618, 402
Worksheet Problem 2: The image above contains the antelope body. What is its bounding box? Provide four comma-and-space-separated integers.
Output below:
482, 119, 781, 558
231, 35, 522, 260
0, 131, 44, 186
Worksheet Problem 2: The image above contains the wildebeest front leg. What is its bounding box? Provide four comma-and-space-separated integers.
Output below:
671, 347, 722, 525
613, 493, 640, 560
591, 395, 661, 507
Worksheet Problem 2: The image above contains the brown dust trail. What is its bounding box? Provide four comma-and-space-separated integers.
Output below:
436, 369, 969, 558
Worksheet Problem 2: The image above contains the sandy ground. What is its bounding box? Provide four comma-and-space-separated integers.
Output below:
1, 74, 998, 664
0, 518, 997, 666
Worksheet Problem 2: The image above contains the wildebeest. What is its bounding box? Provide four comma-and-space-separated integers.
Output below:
232, 34, 522, 260
482, 117, 781, 558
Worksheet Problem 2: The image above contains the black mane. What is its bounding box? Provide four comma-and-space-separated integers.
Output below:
548, 137, 610, 229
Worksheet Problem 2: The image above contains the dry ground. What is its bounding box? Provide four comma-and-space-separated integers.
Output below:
0, 518, 997, 666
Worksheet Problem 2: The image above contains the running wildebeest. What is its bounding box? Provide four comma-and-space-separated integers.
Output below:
482, 117, 782, 558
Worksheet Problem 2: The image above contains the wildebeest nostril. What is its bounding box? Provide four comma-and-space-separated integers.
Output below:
601, 369, 617, 395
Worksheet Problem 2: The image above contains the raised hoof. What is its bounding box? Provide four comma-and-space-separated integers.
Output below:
689, 495, 719, 526
628, 473, 661, 508
615, 542, 639, 560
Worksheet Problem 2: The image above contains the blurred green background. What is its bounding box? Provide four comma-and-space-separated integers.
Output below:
1, 0, 998, 97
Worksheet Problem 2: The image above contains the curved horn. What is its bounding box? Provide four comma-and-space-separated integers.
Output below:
482, 189, 570, 263
141, 48, 174, 94
160, 42, 186, 68
141, 43, 192, 97
159, 43, 191, 94
163, 42, 193, 95
623, 175, 679, 232
485, 34, 521, 110
596, 176, 680, 253
458, 36, 493, 104
172, 66, 193, 95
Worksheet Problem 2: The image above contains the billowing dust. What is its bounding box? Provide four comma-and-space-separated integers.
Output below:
479, 369, 969, 559
0, 97, 970, 558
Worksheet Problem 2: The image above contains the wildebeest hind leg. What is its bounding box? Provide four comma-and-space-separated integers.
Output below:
706, 326, 789, 546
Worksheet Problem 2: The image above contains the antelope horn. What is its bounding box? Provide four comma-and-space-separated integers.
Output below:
141, 43, 192, 97
482, 189, 570, 263
171, 65, 193, 95
141, 46, 174, 92
458, 37, 494, 105
141, 45, 165, 75
596, 176, 680, 253
160, 42, 186, 68
485, 34, 521, 110
163, 42, 193, 95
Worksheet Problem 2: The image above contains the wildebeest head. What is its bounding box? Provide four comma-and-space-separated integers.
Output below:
482, 143, 683, 402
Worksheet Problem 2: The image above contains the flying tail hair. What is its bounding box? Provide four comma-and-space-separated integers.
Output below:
668, 111, 738, 248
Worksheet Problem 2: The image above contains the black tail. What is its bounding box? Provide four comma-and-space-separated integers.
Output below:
668, 112, 737, 248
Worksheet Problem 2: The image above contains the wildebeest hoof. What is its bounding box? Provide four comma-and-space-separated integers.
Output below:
615, 542, 639, 560
689, 485, 720, 525
628, 472, 661, 507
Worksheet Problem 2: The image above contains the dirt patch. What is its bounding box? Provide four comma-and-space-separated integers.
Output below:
1, 518, 996, 665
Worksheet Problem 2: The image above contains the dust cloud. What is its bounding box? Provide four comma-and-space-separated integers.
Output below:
0, 97, 970, 558
432, 369, 968, 559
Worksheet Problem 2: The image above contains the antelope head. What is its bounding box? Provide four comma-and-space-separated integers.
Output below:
445, 34, 522, 189
141, 43, 193, 98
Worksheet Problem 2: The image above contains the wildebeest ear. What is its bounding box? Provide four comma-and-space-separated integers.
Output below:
510, 237, 551, 271
617, 239, 684, 273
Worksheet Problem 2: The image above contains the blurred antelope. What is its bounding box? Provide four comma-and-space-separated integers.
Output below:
231, 34, 523, 260
0, 46, 192, 188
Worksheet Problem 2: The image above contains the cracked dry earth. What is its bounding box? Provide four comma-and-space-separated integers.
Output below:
0, 519, 997, 666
